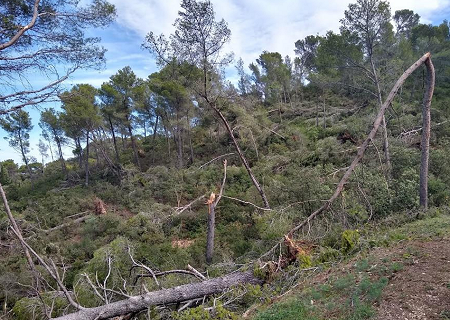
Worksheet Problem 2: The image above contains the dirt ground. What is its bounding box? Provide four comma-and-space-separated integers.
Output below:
374, 239, 450, 320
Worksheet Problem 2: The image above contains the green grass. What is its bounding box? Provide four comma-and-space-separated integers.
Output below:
253, 299, 315, 320
252, 211, 450, 320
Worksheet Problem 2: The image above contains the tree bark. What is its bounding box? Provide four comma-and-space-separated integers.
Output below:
206, 202, 215, 264
127, 124, 141, 171
286, 52, 434, 236
53, 271, 262, 320
85, 131, 90, 187
108, 115, 120, 163
419, 58, 435, 209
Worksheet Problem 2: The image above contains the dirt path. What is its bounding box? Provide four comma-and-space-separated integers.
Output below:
374, 239, 450, 320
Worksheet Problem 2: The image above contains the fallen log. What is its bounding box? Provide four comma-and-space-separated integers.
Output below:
53, 271, 262, 320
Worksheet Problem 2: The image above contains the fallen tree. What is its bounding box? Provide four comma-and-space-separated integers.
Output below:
53, 271, 262, 320
1, 53, 436, 320
262, 52, 435, 259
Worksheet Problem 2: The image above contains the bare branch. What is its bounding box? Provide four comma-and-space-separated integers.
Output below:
174, 194, 206, 215
0, 0, 41, 51
187, 264, 207, 280
222, 195, 272, 211
128, 247, 160, 288
197, 153, 235, 170
214, 159, 227, 206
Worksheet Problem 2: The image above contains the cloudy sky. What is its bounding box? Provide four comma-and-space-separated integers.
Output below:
1, 0, 450, 164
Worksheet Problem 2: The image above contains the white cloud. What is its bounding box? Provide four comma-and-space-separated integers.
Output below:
108, 0, 450, 70
2, 0, 449, 164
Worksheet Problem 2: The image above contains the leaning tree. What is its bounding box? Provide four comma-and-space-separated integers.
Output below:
144, 0, 270, 208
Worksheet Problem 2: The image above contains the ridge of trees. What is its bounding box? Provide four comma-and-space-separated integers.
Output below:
0, 0, 449, 319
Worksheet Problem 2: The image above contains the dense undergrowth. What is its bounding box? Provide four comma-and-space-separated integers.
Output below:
1, 90, 450, 319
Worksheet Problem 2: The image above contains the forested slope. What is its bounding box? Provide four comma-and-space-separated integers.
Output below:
1, 0, 450, 319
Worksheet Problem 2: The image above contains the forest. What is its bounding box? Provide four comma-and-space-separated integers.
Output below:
1, 0, 450, 319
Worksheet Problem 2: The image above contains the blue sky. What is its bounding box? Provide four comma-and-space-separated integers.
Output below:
1, 0, 449, 164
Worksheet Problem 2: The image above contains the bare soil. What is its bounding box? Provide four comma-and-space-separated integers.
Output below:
374, 239, 450, 320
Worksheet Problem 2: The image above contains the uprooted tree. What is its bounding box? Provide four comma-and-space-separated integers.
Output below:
0, 52, 434, 320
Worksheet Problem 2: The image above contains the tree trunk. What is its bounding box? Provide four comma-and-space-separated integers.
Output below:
76, 137, 83, 169
419, 58, 435, 210
287, 53, 435, 236
187, 113, 194, 165
209, 103, 270, 209
163, 124, 171, 162
85, 131, 90, 187
152, 115, 159, 142
53, 271, 262, 320
176, 113, 183, 168
127, 125, 141, 171
206, 202, 215, 264
108, 116, 120, 163
18, 132, 33, 187
370, 57, 391, 172
55, 137, 67, 177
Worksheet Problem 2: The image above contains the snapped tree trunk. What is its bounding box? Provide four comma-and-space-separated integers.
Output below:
53, 271, 262, 320
206, 201, 215, 264
286, 52, 435, 236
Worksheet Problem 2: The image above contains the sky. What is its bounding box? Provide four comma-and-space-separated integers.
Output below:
1, 0, 450, 164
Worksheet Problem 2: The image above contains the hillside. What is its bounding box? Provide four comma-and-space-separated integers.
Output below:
1, 0, 450, 319
249, 211, 450, 320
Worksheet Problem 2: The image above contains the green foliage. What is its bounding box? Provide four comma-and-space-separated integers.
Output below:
392, 168, 419, 211
13, 292, 69, 319
253, 299, 311, 320
341, 229, 360, 253
0, 110, 33, 164
174, 303, 238, 320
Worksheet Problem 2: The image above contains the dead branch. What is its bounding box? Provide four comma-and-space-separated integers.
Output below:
52, 271, 262, 320
261, 52, 435, 259
0, 0, 40, 51
128, 247, 160, 289
398, 120, 448, 138
174, 194, 206, 215
222, 195, 272, 211
197, 153, 235, 170
187, 264, 207, 280
42, 215, 91, 234
214, 159, 227, 207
